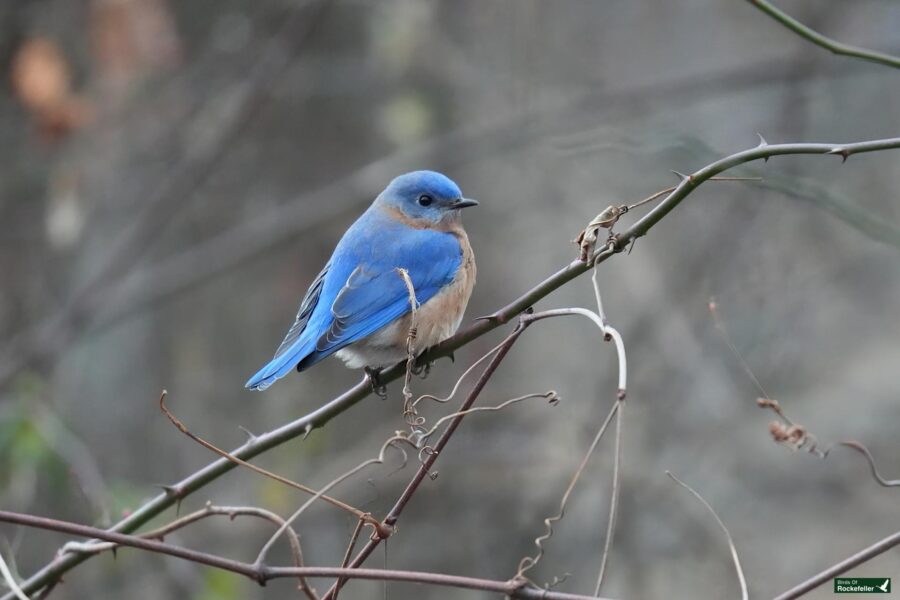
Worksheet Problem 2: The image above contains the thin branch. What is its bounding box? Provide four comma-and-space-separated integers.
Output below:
60, 503, 315, 600
159, 391, 380, 531
747, 0, 900, 70
524, 307, 627, 398
516, 400, 620, 580
836, 441, 900, 487
594, 401, 623, 595
666, 472, 748, 600
332, 518, 366, 599
10, 135, 900, 600
0, 511, 606, 600
416, 391, 559, 443
396, 268, 421, 429
773, 530, 900, 600
321, 322, 530, 599
254, 435, 408, 565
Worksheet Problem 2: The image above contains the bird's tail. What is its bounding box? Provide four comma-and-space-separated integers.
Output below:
245, 341, 314, 391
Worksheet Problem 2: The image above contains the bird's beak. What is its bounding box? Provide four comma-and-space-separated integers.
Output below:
451, 198, 479, 209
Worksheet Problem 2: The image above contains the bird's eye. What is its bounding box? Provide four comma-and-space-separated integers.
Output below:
417, 194, 434, 207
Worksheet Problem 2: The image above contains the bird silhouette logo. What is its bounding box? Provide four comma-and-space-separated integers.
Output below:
878, 579, 890, 592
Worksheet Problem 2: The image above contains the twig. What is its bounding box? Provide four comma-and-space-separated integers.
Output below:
594, 401, 623, 595
708, 298, 774, 403
747, 0, 900, 70
836, 441, 900, 487
0, 551, 28, 600
10, 135, 900, 600
159, 391, 379, 530
415, 391, 559, 444
60, 503, 315, 599
0, 510, 606, 600
577, 177, 760, 260
590, 264, 624, 595
396, 268, 420, 429
254, 436, 406, 565
412, 336, 509, 407
321, 322, 530, 599
524, 308, 627, 397
333, 518, 366, 599
516, 401, 620, 580
666, 472, 748, 600
773, 530, 900, 600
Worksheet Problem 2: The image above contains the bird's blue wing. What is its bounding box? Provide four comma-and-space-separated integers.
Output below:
245, 262, 334, 390
273, 262, 330, 359
246, 223, 462, 390
297, 228, 462, 369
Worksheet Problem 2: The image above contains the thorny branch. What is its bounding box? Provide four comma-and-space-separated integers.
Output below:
746, 0, 900, 70
8, 136, 900, 599
158, 391, 385, 535
320, 321, 530, 599
0, 509, 609, 600
773, 530, 900, 600
61, 502, 315, 600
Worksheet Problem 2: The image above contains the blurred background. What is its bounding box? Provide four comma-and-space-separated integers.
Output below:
1, 1, 899, 598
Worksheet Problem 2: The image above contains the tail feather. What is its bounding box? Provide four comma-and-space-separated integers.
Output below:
245, 340, 314, 391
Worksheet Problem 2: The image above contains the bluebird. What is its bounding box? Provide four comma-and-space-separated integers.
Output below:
246, 171, 478, 391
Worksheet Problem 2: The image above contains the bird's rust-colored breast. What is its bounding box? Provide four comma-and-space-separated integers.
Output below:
390, 222, 475, 351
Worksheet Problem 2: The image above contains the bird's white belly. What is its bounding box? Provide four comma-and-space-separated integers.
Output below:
334, 284, 468, 369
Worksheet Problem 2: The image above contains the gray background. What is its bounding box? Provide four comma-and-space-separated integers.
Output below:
1, 1, 899, 598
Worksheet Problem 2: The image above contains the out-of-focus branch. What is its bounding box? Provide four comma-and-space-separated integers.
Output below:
0, 550, 28, 600
666, 472, 748, 600
746, 0, 900, 70
836, 441, 900, 488
0, 0, 331, 388
8, 136, 900, 600
0, 511, 606, 600
773, 530, 900, 600
1, 49, 875, 389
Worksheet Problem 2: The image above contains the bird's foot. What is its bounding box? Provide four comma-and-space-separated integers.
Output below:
365, 367, 388, 399
411, 360, 433, 379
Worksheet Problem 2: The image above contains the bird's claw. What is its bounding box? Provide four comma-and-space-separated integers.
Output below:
365, 367, 388, 399
411, 360, 434, 378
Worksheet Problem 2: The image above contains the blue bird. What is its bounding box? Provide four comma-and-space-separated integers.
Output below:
246, 171, 478, 391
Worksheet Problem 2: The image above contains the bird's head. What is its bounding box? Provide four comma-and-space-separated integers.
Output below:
375, 170, 478, 226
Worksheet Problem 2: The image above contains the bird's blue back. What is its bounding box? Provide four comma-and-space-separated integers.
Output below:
246, 204, 462, 390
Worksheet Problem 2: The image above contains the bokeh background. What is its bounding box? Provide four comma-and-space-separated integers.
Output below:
1, 1, 900, 598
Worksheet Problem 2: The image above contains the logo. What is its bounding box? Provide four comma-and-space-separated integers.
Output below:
834, 578, 891, 593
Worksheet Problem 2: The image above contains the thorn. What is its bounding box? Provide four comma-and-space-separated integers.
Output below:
447, 352, 455, 364
302, 422, 314, 440
627, 237, 637, 255
756, 133, 770, 161
159, 484, 180, 498
238, 426, 257, 442
473, 313, 500, 323
174, 497, 183, 515
828, 147, 850, 163
670, 170, 693, 184
111, 546, 117, 560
